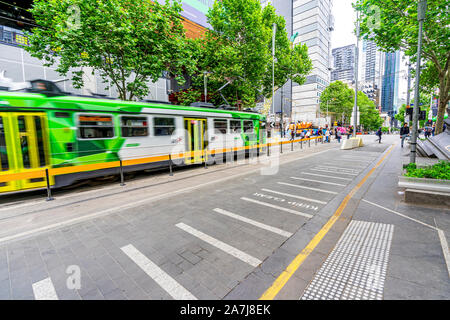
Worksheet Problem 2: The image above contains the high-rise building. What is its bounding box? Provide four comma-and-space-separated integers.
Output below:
361, 40, 385, 106
381, 51, 401, 117
331, 44, 355, 83
291, 0, 334, 125
261, 0, 294, 118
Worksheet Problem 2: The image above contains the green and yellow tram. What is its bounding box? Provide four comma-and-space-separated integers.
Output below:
0, 80, 267, 195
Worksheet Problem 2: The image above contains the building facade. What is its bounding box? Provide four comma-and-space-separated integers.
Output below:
331, 44, 355, 83
361, 40, 385, 107
261, 0, 294, 119
291, 0, 334, 125
381, 51, 400, 118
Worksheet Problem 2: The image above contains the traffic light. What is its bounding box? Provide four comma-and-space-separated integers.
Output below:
419, 110, 427, 121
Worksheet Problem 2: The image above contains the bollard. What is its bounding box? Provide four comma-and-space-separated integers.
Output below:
315, 137, 317, 146
322, 136, 324, 144
291, 140, 294, 151
300, 140, 303, 149
45, 168, 54, 201
120, 160, 125, 186
308, 139, 311, 148
169, 154, 174, 176
204, 151, 208, 169
280, 140, 283, 154
267, 142, 270, 157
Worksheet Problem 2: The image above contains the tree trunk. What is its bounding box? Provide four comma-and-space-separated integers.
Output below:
435, 94, 448, 135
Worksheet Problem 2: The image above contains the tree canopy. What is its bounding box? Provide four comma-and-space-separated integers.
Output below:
175, 0, 312, 110
25, 0, 194, 101
320, 81, 383, 130
355, 0, 450, 134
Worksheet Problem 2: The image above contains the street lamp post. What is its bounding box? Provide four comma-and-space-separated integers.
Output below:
410, 0, 427, 164
353, 10, 360, 138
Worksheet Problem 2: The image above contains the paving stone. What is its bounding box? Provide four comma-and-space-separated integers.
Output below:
103, 288, 127, 300
179, 250, 202, 265
95, 276, 119, 296
80, 288, 104, 300
0, 279, 11, 300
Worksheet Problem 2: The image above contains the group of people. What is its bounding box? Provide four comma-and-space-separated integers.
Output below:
287, 122, 360, 144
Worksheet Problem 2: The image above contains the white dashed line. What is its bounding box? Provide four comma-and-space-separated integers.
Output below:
315, 166, 360, 173
176, 223, 262, 267
301, 172, 353, 181
32, 277, 58, 300
290, 177, 347, 187
278, 182, 338, 195
310, 169, 358, 176
240, 197, 313, 219
213, 208, 293, 238
121, 244, 197, 300
261, 189, 327, 204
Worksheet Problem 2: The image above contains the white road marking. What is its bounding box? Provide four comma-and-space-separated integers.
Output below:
310, 169, 358, 176
437, 229, 450, 278
0, 148, 334, 245
362, 199, 450, 278
240, 197, 313, 219
323, 163, 367, 168
213, 208, 292, 238
362, 199, 438, 230
315, 166, 360, 173
32, 277, 58, 300
290, 177, 346, 187
261, 189, 327, 204
121, 244, 197, 300
175, 223, 262, 267
278, 182, 338, 195
301, 172, 353, 181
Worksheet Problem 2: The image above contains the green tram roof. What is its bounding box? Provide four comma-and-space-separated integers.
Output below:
0, 91, 266, 120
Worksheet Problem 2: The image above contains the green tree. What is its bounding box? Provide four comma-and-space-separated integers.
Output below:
25, 0, 195, 101
180, 0, 312, 109
357, 91, 383, 130
319, 81, 354, 123
355, 0, 450, 135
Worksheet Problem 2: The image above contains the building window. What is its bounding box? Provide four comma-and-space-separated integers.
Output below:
78, 115, 115, 139
121, 116, 149, 137
154, 117, 175, 136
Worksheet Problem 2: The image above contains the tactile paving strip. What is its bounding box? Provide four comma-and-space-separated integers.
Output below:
301, 220, 394, 300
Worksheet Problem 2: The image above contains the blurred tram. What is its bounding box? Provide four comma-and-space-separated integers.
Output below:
0, 80, 267, 194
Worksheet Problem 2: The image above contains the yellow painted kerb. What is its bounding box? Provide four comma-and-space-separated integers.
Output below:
259, 144, 395, 300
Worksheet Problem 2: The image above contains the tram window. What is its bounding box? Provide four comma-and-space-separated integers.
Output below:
34, 117, 47, 167
230, 120, 242, 134
243, 121, 254, 133
18, 116, 26, 132
121, 116, 149, 137
154, 117, 175, 136
78, 115, 115, 139
214, 120, 228, 134
0, 117, 10, 171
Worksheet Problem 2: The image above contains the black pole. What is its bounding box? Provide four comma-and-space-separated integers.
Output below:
45, 168, 54, 201
291, 139, 294, 152
169, 154, 173, 176
267, 142, 270, 157
309, 139, 311, 148
120, 160, 125, 186
204, 150, 208, 169
300, 140, 303, 149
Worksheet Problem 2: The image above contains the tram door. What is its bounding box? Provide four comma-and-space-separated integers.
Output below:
184, 118, 207, 164
0, 113, 52, 193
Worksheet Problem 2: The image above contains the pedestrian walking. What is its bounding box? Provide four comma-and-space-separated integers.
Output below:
376, 127, 382, 144
325, 128, 331, 143
336, 127, 342, 143
347, 126, 353, 139
400, 123, 410, 148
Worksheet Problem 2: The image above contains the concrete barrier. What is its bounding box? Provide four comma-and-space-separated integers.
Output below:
341, 138, 364, 150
